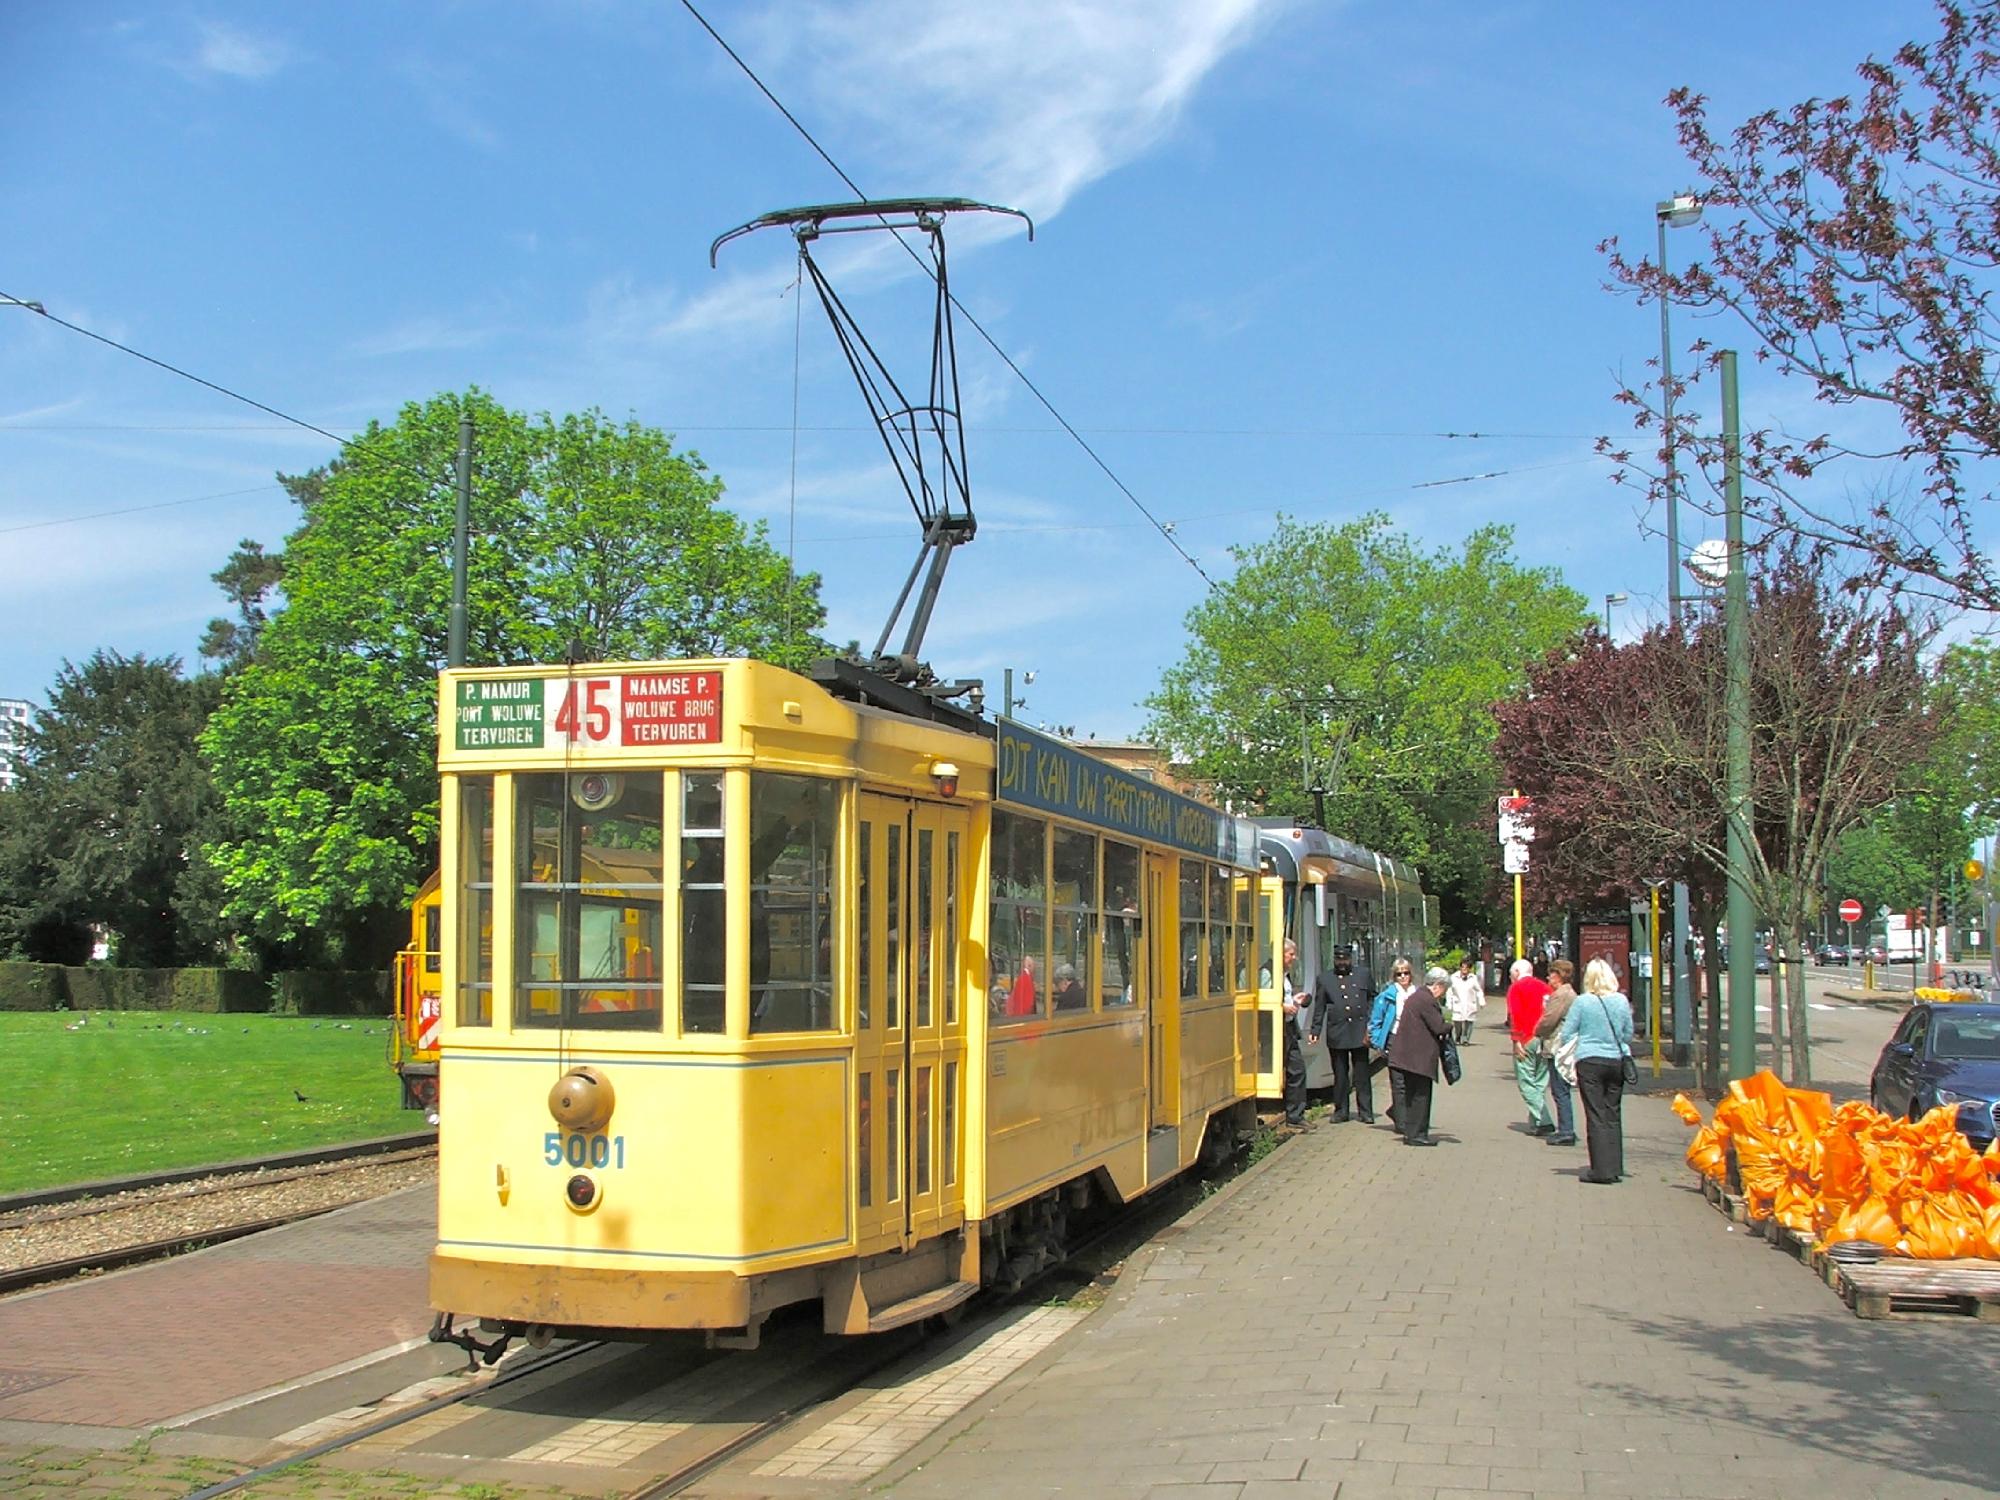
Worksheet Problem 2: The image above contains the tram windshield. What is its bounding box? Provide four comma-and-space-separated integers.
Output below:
515, 771, 665, 1029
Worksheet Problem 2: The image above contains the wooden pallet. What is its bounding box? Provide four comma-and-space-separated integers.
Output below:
1834, 1258, 2000, 1321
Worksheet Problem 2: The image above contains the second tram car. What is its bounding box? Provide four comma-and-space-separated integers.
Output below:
426, 658, 1276, 1354
1248, 823, 1436, 1098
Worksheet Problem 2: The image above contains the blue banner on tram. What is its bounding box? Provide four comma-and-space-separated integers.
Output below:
994, 720, 1257, 868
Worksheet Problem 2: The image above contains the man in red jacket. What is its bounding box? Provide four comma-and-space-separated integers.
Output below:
1505, 958, 1554, 1135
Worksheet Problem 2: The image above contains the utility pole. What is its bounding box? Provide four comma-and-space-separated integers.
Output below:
1721, 351, 1757, 1081
449, 414, 472, 669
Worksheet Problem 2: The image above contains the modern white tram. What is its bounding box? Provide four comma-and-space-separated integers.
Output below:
1248, 822, 1436, 1097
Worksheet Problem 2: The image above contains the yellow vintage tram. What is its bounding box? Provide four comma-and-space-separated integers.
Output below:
427, 657, 1275, 1352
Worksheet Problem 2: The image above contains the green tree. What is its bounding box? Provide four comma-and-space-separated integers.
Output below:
1888, 640, 2000, 948
0, 652, 224, 965
1824, 816, 1930, 933
198, 538, 285, 671
1143, 514, 1590, 935
201, 389, 826, 961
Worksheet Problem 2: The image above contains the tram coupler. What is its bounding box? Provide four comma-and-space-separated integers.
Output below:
429, 1312, 512, 1371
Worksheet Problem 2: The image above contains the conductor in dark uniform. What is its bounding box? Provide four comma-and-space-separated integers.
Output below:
1308, 945, 1374, 1123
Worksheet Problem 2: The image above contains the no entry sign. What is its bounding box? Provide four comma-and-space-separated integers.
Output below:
1838, 898, 1863, 924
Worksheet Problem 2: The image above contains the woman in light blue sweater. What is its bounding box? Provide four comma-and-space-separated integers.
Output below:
1555, 958, 1634, 1184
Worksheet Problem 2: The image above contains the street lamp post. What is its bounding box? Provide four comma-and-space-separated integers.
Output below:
1603, 591, 1629, 636
1657, 194, 1703, 1072
1004, 669, 1035, 718
1656, 194, 1703, 628
1720, 350, 1758, 1081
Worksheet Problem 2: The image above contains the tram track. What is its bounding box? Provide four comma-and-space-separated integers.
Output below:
158, 1134, 1263, 1498
0, 1144, 437, 1295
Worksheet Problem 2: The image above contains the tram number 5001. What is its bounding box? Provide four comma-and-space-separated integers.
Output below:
543, 1131, 626, 1170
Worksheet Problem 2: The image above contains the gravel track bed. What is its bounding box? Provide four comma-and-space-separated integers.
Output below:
0, 1156, 437, 1273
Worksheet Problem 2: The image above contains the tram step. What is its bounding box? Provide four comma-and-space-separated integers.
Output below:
866, 1280, 978, 1334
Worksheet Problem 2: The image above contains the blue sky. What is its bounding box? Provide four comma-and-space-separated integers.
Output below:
0, 0, 1943, 739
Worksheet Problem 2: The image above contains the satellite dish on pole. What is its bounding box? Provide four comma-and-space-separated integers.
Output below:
1685, 539, 1730, 589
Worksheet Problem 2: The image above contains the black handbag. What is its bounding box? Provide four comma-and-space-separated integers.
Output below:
1439, 1033, 1462, 1086
1594, 994, 1639, 1084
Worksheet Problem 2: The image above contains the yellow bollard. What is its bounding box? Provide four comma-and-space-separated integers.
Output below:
1862, 958, 1875, 991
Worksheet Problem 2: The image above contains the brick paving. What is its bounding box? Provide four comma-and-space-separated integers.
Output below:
877, 1016, 2000, 1500
0, 1185, 434, 1429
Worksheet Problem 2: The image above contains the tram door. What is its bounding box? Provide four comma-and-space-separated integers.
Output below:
1144, 851, 1179, 1131
856, 793, 967, 1253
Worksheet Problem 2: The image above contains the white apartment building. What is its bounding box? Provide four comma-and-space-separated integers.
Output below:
0, 697, 31, 791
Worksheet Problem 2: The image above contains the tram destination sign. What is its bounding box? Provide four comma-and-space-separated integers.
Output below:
995, 720, 1256, 868
454, 672, 723, 751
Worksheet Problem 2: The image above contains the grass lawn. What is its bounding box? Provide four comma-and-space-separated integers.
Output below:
0, 1011, 421, 1194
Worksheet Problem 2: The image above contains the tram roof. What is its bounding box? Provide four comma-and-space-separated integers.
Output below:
1252, 819, 1420, 891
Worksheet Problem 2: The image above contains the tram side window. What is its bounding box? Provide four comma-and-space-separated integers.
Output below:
514, 772, 664, 1030
682, 772, 726, 1034
1050, 827, 1095, 1012
1101, 839, 1140, 1008
749, 772, 838, 1034
1206, 864, 1228, 999
1234, 880, 1253, 991
457, 777, 494, 1026
1179, 862, 1204, 999
989, 810, 1046, 1023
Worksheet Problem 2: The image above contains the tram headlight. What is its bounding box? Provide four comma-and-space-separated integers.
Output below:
549, 1066, 616, 1131
566, 1173, 601, 1212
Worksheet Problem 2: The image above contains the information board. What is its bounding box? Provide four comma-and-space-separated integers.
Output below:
454, 672, 723, 751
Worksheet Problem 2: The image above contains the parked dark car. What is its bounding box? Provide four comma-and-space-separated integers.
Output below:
1754, 949, 1772, 975
1870, 1002, 2000, 1149
1816, 943, 1850, 966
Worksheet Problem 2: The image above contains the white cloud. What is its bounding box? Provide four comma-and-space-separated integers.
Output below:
753, 0, 1284, 221
574, 0, 1282, 352
191, 20, 290, 80
347, 316, 496, 359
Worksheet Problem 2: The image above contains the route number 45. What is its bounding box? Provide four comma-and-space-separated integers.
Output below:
554, 679, 615, 742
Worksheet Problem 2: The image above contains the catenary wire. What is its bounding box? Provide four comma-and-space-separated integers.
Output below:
676, 0, 1218, 588
0, 483, 284, 536
0, 289, 452, 495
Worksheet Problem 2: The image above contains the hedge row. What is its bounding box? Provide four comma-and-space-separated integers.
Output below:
0, 964, 390, 1015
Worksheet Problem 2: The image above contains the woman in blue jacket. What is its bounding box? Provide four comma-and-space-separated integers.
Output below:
1555, 958, 1635, 1184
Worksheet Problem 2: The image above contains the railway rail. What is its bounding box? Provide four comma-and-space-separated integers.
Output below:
168, 1126, 1251, 1499
0, 1141, 437, 1296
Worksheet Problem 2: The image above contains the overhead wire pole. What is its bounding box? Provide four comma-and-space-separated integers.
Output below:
449, 415, 472, 669
1721, 351, 1758, 1082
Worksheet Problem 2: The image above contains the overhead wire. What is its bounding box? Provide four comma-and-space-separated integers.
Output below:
675, 0, 1218, 588
0, 288, 454, 496
0, 483, 284, 537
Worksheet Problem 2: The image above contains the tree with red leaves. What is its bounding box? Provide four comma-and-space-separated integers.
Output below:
1496, 549, 1938, 1084
1605, 2, 2000, 609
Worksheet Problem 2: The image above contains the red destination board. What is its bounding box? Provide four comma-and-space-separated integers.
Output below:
620, 671, 722, 746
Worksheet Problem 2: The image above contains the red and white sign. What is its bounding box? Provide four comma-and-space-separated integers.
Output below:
1497, 795, 1535, 845
1838, 898, 1863, 924
415, 992, 441, 1052
619, 670, 722, 747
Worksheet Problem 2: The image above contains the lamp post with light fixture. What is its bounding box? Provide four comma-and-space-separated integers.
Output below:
1003, 669, 1035, 719
1603, 592, 1628, 636
1657, 194, 1702, 627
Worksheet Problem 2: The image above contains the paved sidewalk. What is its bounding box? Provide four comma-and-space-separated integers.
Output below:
0, 1184, 436, 1431
878, 1020, 2000, 1500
